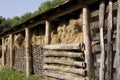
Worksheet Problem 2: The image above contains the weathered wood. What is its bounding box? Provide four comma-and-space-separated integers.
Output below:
43, 71, 86, 80
9, 34, 14, 68
44, 43, 84, 50
44, 59, 86, 68
107, 0, 113, 80
25, 28, 31, 77
2, 37, 5, 66
44, 51, 84, 58
99, 1, 106, 80
116, 0, 120, 80
45, 20, 51, 45
83, 6, 93, 80
44, 65, 86, 76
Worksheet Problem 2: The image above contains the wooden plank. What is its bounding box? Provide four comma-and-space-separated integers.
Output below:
25, 28, 31, 77
83, 6, 93, 80
44, 43, 84, 50
116, 0, 120, 80
45, 20, 51, 45
9, 34, 13, 68
44, 59, 86, 68
44, 65, 86, 76
2, 37, 5, 66
43, 71, 86, 80
99, 1, 106, 80
44, 51, 84, 58
107, 0, 113, 80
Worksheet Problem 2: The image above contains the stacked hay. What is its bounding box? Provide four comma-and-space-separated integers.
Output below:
51, 19, 83, 44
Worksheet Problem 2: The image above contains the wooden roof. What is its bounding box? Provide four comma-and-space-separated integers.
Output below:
0, 0, 98, 37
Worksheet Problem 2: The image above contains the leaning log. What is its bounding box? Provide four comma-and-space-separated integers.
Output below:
99, 1, 106, 80
44, 51, 84, 58
43, 71, 86, 80
83, 6, 93, 80
116, 0, 120, 80
107, 0, 113, 80
44, 43, 84, 50
44, 59, 86, 68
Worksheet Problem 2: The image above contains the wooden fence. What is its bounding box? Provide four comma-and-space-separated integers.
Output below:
43, 43, 86, 80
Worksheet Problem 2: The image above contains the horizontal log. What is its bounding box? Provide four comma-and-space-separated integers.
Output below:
44, 43, 84, 50
44, 65, 86, 76
43, 71, 86, 80
44, 59, 86, 68
44, 51, 84, 58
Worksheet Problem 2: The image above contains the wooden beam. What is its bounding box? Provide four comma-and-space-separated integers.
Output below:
44, 59, 86, 68
43, 71, 86, 80
107, 0, 113, 80
2, 37, 5, 66
25, 28, 31, 77
83, 6, 93, 80
45, 20, 51, 45
44, 51, 84, 58
9, 34, 14, 68
99, 1, 106, 80
116, 0, 120, 80
44, 65, 86, 76
44, 43, 84, 50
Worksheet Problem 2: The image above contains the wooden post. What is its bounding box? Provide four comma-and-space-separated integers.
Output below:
107, 0, 113, 80
83, 6, 93, 80
25, 28, 31, 77
116, 0, 120, 80
2, 37, 5, 66
99, 1, 106, 80
9, 34, 14, 68
45, 20, 51, 45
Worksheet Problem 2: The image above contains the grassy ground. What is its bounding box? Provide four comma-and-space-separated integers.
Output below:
0, 67, 42, 80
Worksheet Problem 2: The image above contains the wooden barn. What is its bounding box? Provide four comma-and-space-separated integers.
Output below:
0, 0, 119, 80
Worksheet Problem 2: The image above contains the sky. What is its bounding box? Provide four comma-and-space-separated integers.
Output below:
0, 0, 49, 18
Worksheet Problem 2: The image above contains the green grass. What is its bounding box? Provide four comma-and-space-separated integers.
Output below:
0, 67, 42, 80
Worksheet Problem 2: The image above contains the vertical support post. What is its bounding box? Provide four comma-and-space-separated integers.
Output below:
25, 28, 31, 77
10, 34, 13, 68
2, 37, 5, 66
99, 1, 106, 80
45, 20, 51, 45
107, 0, 113, 80
83, 6, 93, 80
116, 0, 120, 80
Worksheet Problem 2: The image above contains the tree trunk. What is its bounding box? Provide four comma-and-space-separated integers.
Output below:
107, 0, 113, 80
45, 20, 51, 45
25, 28, 31, 77
83, 6, 93, 80
2, 37, 5, 66
116, 0, 120, 80
99, 1, 106, 80
9, 34, 14, 68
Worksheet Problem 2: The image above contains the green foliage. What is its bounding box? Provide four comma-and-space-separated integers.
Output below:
0, 67, 41, 80
11, 16, 20, 27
